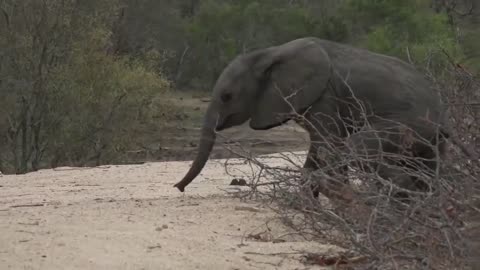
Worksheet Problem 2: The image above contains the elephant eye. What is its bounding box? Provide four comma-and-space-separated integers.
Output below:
221, 93, 232, 103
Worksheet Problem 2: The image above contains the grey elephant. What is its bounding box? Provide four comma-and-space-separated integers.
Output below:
174, 37, 451, 197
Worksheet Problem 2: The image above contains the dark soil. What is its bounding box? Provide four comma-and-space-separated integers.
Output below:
124, 94, 310, 164
126, 121, 309, 163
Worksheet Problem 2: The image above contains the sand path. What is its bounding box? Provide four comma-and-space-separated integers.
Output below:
0, 152, 339, 270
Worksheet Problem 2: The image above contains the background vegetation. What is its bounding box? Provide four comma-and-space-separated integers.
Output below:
0, 0, 478, 173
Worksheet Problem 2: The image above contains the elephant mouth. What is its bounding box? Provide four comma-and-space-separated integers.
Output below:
249, 114, 294, 130
216, 113, 249, 131
250, 118, 291, 130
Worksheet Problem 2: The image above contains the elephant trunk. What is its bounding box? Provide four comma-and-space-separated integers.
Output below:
174, 104, 218, 192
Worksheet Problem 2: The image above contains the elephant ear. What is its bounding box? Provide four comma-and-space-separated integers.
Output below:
249, 39, 333, 129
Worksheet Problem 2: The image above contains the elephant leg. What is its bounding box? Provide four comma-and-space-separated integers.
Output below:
302, 143, 322, 198
302, 134, 349, 199
304, 143, 321, 171
346, 123, 453, 204
406, 135, 448, 192
345, 126, 420, 195
300, 107, 349, 199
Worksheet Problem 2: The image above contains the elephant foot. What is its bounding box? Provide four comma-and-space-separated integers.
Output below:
302, 166, 351, 202
311, 185, 320, 198
309, 179, 355, 204
326, 185, 356, 203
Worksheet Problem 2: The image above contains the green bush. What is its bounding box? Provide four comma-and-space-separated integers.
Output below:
0, 11, 173, 173
47, 29, 173, 167
343, 0, 463, 74
181, 0, 348, 89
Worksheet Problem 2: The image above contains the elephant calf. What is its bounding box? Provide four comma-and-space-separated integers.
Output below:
174, 37, 449, 198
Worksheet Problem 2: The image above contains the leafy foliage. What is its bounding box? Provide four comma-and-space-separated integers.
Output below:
0, 0, 171, 173
180, 0, 348, 88
0, 0, 478, 173
48, 30, 171, 167
343, 0, 463, 72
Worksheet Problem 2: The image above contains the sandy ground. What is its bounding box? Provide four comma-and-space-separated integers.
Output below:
0, 151, 341, 270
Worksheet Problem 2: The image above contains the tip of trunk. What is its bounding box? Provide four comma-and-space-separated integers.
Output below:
174, 168, 200, 192
173, 182, 186, 192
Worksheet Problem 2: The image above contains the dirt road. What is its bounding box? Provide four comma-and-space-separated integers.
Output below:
0, 152, 339, 270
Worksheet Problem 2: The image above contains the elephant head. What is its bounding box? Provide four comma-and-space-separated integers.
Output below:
174, 38, 333, 192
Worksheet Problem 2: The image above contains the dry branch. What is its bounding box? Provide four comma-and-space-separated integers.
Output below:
218, 60, 479, 269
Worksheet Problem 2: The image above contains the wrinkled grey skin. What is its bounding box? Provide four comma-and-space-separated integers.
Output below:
174, 37, 448, 196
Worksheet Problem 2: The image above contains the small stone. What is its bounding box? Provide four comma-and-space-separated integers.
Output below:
272, 239, 286, 243
147, 244, 162, 250
229, 178, 247, 186
162, 224, 168, 229
237, 179, 247, 186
